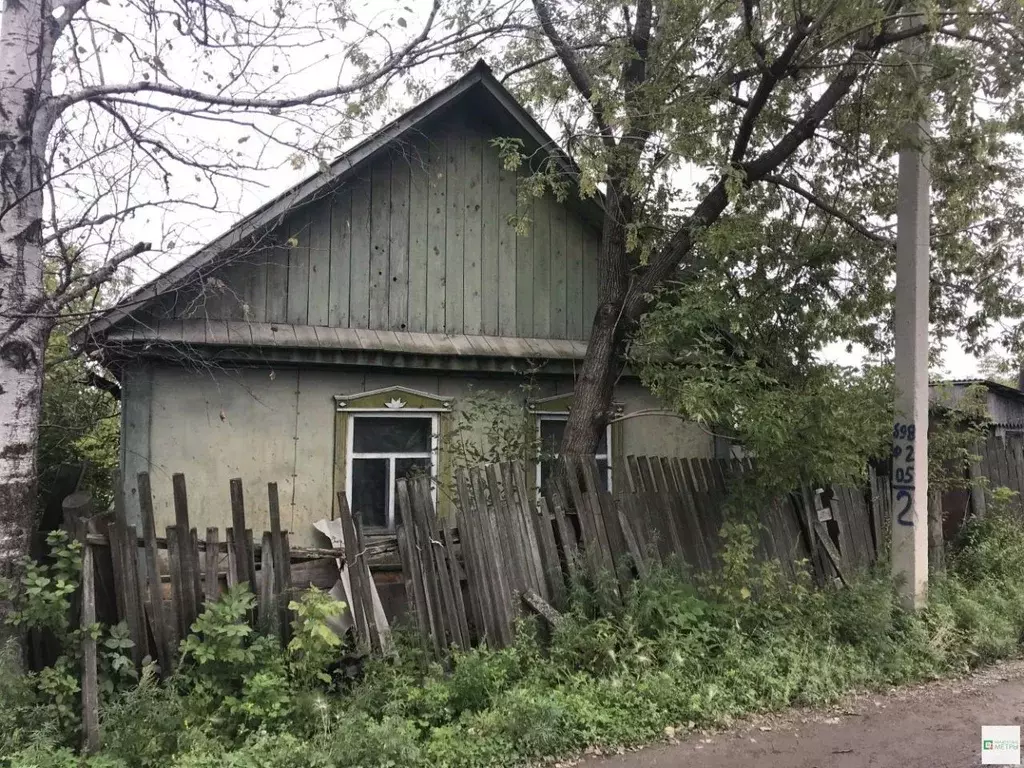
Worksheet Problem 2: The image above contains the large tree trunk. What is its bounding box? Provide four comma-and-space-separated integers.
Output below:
561, 188, 630, 455
0, 0, 54, 616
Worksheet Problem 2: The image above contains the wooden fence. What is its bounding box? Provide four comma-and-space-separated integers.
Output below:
396, 455, 890, 657
62, 472, 400, 681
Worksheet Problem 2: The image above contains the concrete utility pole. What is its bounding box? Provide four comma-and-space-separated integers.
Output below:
891, 14, 931, 610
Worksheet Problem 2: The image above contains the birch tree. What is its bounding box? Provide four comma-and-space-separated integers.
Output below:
0, 0, 510, 589
496, 0, 1024, 456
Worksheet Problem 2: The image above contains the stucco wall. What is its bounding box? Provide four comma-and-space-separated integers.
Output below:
120, 362, 714, 545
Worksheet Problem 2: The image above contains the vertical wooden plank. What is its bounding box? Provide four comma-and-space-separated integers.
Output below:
369, 157, 392, 329
170, 474, 198, 634
480, 137, 501, 336
565, 213, 584, 339
229, 479, 252, 592
125, 524, 150, 663
532, 194, 551, 337
205, 528, 219, 604
245, 529, 257, 595
456, 469, 499, 643
582, 225, 600, 324
279, 533, 292, 635
463, 128, 484, 335
389, 155, 411, 331
328, 189, 352, 327
441, 523, 472, 645
485, 463, 528, 593
81, 542, 100, 754
166, 526, 186, 640
535, 497, 567, 609
399, 481, 447, 655
267, 483, 289, 641
549, 487, 580, 581
451, 479, 485, 641
336, 492, 370, 648
137, 473, 171, 673
190, 528, 203, 616
426, 137, 447, 333
286, 209, 310, 324
241, 249, 268, 322
395, 485, 433, 654
515, 187, 534, 337
506, 461, 548, 599
350, 177, 372, 328
407, 139, 430, 332
307, 201, 332, 326
396, 524, 431, 653
225, 527, 239, 588
445, 125, 465, 334
265, 243, 289, 324
497, 149, 518, 336
415, 477, 467, 650
470, 468, 515, 646
549, 199, 567, 339
258, 531, 280, 638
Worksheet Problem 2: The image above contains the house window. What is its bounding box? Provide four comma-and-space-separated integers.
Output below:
346, 413, 437, 530
536, 415, 612, 493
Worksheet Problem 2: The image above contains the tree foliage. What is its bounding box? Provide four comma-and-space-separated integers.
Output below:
482, 0, 1024, 456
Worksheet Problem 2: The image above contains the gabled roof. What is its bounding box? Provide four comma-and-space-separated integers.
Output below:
75, 60, 598, 348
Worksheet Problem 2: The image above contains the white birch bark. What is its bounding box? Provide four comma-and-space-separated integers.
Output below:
0, 0, 56, 591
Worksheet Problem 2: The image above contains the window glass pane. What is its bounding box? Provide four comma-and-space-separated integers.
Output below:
351, 458, 388, 528
353, 416, 431, 453
539, 418, 565, 456
539, 417, 607, 455
395, 457, 432, 526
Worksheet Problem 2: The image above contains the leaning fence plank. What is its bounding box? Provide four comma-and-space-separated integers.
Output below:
165, 526, 186, 639
415, 477, 466, 651
464, 469, 512, 646
244, 529, 258, 594
625, 455, 644, 492
353, 513, 385, 652
267, 483, 290, 642
205, 528, 219, 604
258, 531, 279, 637
171, 475, 198, 631
507, 461, 548, 600
396, 482, 440, 656
454, 470, 493, 643
225, 527, 240, 588
813, 520, 847, 586
124, 524, 150, 664
336, 492, 370, 648
190, 528, 204, 615
396, 524, 430, 653
441, 523, 471, 646
534, 496, 566, 609
548, 485, 580, 579
229, 479, 252, 592
112, 484, 144, 663
409, 481, 451, 653
81, 541, 100, 754
485, 463, 527, 593
470, 468, 514, 646
615, 496, 648, 578
137, 473, 171, 673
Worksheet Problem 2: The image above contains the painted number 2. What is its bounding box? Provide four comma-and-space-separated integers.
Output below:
892, 421, 916, 528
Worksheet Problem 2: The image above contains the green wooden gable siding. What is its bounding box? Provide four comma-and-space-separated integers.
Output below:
138, 114, 601, 342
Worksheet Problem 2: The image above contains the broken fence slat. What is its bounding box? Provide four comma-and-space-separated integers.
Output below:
138, 472, 172, 674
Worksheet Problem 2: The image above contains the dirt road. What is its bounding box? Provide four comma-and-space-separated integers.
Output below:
587, 659, 1024, 768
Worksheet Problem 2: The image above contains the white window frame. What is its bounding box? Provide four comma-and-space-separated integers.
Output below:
535, 412, 613, 492
345, 411, 439, 531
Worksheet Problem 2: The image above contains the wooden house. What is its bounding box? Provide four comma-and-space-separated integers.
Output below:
76, 62, 715, 545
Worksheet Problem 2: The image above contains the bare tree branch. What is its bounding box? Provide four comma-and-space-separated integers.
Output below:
763, 173, 894, 245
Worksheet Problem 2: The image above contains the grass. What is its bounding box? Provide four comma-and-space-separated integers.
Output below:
3, 506, 1024, 768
